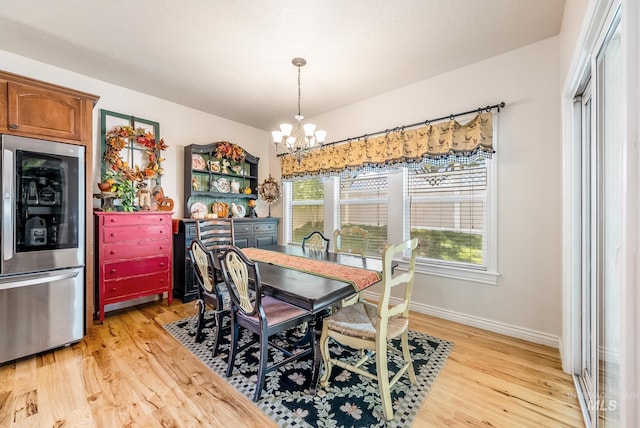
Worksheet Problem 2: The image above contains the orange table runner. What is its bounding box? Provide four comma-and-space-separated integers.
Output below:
241, 247, 381, 291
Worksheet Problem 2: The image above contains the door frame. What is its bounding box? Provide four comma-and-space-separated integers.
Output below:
561, 0, 639, 426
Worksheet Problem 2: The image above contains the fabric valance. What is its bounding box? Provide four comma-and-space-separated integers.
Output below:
280, 112, 494, 179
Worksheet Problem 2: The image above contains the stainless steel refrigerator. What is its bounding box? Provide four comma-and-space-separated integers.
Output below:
0, 134, 85, 364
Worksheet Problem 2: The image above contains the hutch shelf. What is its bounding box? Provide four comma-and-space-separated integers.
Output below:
184, 143, 258, 218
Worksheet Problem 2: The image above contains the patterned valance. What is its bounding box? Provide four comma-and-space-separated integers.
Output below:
280, 112, 494, 179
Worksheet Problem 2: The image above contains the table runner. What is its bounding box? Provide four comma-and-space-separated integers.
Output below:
241, 247, 381, 291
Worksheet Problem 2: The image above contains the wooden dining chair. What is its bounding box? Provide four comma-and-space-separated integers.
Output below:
333, 226, 369, 257
301, 230, 330, 252
190, 239, 230, 355
196, 218, 235, 252
319, 238, 419, 421
219, 246, 316, 401
192, 219, 235, 348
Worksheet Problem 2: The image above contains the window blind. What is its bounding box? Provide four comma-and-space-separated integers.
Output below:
408, 161, 487, 267
339, 172, 388, 255
289, 178, 324, 243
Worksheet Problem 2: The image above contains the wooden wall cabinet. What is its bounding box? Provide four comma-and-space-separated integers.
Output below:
7, 82, 82, 141
0, 73, 96, 143
95, 212, 173, 322
0, 70, 99, 332
173, 217, 279, 302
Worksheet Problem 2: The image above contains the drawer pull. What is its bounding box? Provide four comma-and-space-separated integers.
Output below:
9, 124, 18, 129
110, 232, 117, 237
159, 246, 164, 250
110, 250, 116, 255
110, 218, 117, 222
159, 262, 165, 267
110, 287, 117, 292
159, 230, 164, 234
110, 268, 117, 274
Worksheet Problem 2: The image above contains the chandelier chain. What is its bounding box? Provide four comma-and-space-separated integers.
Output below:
297, 65, 302, 117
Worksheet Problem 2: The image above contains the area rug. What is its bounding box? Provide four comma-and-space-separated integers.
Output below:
163, 313, 453, 427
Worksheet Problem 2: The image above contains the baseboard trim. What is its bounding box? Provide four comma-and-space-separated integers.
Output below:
361, 290, 561, 349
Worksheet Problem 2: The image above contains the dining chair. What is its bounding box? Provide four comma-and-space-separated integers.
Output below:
190, 239, 230, 355
333, 226, 369, 257
301, 230, 330, 252
192, 219, 235, 348
319, 237, 419, 421
333, 226, 370, 306
196, 218, 235, 252
219, 246, 316, 401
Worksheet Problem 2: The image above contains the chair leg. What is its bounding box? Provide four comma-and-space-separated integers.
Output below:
211, 311, 225, 357
376, 340, 393, 421
401, 330, 417, 384
226, 320, 239, 378
319, 322, 333, 388
253, 333, 269, 401
194, 299, 205, 343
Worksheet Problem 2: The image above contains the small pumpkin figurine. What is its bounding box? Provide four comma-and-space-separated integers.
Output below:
244, 187, 252, 195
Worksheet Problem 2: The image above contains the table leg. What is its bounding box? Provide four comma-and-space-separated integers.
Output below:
308, 316, 320, 394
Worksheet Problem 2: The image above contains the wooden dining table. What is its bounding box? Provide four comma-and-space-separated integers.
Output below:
239, 244, 391, 392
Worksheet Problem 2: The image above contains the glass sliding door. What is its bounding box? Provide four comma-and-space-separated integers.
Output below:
595, 17, 621, 427
574, 11, 621, 428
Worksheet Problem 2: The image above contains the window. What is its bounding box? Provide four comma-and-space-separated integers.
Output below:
338, 172, 388, 255
406, 161, 488, 269
285, 178, 324, 244
283, 117, 497, 284
100, 109, 161, 183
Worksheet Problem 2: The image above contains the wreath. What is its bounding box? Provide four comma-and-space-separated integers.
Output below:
258, 175, 281, 204
104, 125, 168, 181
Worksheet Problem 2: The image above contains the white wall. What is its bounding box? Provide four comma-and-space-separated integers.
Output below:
559, 0, 591, 80
1, 37, 566, 344
0, 49, 272, 218
309, 38, 564, 344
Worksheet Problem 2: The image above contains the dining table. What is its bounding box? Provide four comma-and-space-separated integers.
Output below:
238, 244, 393, 393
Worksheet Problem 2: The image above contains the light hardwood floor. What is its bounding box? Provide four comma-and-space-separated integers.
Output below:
0, 299, 584, 427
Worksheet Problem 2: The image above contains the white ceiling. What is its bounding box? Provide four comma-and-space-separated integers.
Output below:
0, 0, 565, 131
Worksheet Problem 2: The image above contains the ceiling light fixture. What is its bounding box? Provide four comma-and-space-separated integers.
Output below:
272, 57, 326, 160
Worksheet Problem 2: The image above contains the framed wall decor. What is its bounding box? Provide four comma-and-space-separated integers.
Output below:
99, 109, 165, 185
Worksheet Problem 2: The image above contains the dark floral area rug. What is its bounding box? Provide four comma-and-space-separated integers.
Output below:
163, 313, 453, 427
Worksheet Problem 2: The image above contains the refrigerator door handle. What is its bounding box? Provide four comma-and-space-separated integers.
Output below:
2, 149, 13, 261
0, 270, 80, 291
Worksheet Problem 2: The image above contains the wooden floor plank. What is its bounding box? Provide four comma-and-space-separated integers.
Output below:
0, 299, 584, 427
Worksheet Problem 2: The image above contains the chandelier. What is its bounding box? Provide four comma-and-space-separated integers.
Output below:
272, 57, 326, 160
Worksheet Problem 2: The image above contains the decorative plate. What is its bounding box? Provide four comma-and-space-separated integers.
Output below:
234, 204, 246, 218
211, 202, 229, 218
192, 154, 206, 170
189, 201, 208, 218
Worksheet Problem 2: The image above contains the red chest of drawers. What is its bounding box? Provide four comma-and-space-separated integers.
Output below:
95, 211, 173, 322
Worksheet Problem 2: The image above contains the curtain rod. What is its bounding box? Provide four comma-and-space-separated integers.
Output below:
313, 101, 505, 151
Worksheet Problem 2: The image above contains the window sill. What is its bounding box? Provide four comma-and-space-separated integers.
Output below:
397, 259, 499, 285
